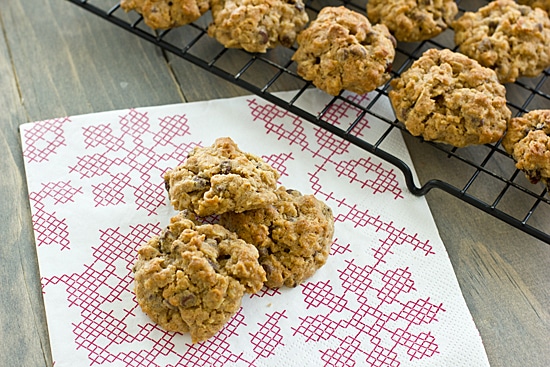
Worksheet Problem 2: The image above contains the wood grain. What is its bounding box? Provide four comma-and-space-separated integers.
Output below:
0, 0, 549, 366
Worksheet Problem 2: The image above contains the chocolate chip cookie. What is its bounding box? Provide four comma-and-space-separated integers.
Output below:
133, 211, 266, 343
292, 6, 396, 96
389, 48, 511, 148
121, 0, 209, 29
453, 0, 550, 83
164, 137, 280, 216
366, 0, 458, 42
502, 109, 550, 190
220, 186, 334, 288
207, 0, 309, 53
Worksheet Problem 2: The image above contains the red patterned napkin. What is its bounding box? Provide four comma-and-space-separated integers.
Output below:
20, 89, 489, 366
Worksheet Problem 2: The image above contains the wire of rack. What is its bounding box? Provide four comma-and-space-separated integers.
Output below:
65, 0, 550, 244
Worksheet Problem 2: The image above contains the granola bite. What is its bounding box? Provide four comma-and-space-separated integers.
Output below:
292, 6, 396, 96
121, 0, 209, 29
207, 0, 309, 53
133, 212, 266, 343
502, 109, 550, 190
453, 0, 550, 83
389, 48, 511, 147
220, 186, 334, 288
164, 137, 280, 216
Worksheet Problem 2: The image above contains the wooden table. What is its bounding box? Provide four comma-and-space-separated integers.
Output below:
1, 1, 549, 366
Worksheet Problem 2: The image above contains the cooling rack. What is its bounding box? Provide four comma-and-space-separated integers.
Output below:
66, 0, 550, 244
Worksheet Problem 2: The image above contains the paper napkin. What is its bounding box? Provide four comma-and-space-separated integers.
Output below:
20, 89, 490, 366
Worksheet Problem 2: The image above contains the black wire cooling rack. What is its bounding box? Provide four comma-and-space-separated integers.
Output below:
66, 0, 550, 244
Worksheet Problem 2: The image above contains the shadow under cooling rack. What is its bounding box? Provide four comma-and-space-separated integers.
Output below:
66, 0, 550, 244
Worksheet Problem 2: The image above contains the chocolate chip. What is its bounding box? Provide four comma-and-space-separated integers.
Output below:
385, 61, 393, 74
220, 160, 232, 174
179, 293, 196, 308
259, 29, 269, 44
280, 34, 293, 48
192, 176, 209, 189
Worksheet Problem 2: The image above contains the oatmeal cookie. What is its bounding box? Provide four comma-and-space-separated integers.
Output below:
164, 137, 280, 216
207, 0, 309, 53
517, 0, 550, 14
220, 186, 334, 288
389, 48, 511, 147
292, 6, 396, 96
453, 0, 550, 83
133, 212, 266, 343
121, 0, 209, 29
366, 0, 458, 42
502, 109, 550, 190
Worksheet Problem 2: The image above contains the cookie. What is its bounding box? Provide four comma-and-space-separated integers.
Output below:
502, 109, 550, 190
366, 0, 458, 42
164, 137, 280, 216
389, 48, 511, 148
453, 0, 550, 83
220, 186, 334, 288
120, 0, 209, 29
517, 0, 550, 14
292, 6, 396, 96
133, 212, 266, 343
207, 0, 309, 53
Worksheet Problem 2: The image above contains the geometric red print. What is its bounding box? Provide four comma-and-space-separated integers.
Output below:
22, 117, 69, 163
322, 93, 372, 133
153, 114, 190, 145
92, 172, 131, 207
249, 311, 287, 359
20, 96, 473, 366
248, 98, 403, 200
391, 329, 439, 361
65, 113, 194, 216
28, 180, 83, 250
120, 109, 150, 138
248, 99, 309, 152
289, 193, 444, 366
82, 124, 124, 151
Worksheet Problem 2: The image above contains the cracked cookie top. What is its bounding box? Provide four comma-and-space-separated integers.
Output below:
389, 48, 511, 147
367, 0, 458, 42
220, 186, 334, 288
502, 109, 550, 191
207, 0, 309, 53
164, 137, 280, 216
292, 6, 396, 96
133, 212, 266, 343
453, 0, 550, 83
121, 0, 209, 29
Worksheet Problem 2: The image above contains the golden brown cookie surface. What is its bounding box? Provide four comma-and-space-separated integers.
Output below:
453, 0, 550, 83
207, 0, 309, 53
389, 48, 510, 148
220, 186, 334, 288
518, 0, 550, 13
121, 0, 209, 29
133, 212, 266, 343
164, 137, 280, 216
502, 109, 550, 190
292, 6, 396, 96
367, 0, 458, 42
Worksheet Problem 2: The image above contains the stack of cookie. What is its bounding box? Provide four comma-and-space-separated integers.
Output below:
133, 137, 335, 343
